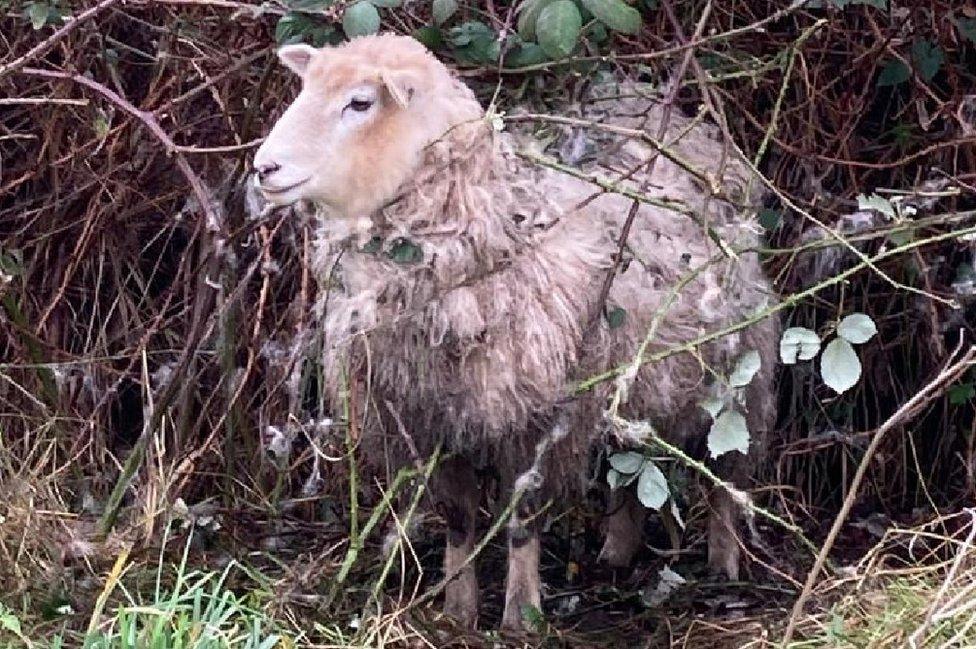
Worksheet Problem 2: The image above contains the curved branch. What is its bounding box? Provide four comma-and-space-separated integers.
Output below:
18, 67, 222, 232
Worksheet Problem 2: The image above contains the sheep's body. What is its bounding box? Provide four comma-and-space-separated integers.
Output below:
254, 34, 779, 631
312, 101, 777, 493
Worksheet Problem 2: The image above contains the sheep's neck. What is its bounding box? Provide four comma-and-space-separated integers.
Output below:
361, 126, 542, 266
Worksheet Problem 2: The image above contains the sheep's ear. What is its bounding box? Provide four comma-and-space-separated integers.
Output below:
380, 69, 418, 108
277, 44, 317, 76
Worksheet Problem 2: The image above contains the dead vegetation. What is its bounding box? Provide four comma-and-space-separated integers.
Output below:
1, 0, 975, 646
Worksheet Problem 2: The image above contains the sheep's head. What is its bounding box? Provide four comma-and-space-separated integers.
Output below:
253, 34, 483, 216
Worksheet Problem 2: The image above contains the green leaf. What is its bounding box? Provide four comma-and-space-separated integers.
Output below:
368, 0, 401, 6
387, 238, 423, 263
857, 193, 895, 219
837, 313, 877, 345
449, 20, 493, 46
708, 409, 750, 458
877, 59, 910, 87
536, 0, 581, 59
636, 462, 669, 509
581, 0, 641, 34
699, 395, 724, 420
758, 208, 782, 231
729, 350, 761, 388
608, 451, 644, 474
25, 1, 50, 29
517, 0, 556, 41
449, 20, 499, 63
605, 306, 626, 328
949, 382, 975, 405
0, 614, 21, 636
93, 112, 110, 139
342, 1, 381, 38
0, 248, 24, 277
955, 16, 976, 45
276, 12, 312, 44
584, 20, 609, 43
432, 0, 457, 25
0, 605, 23, 637
520, 604, 546, 632
454, 38, 500, 64
911, 39, 943, 83
258, 637, 283, 649
828, 612, 846, 641
277, 12, 340, 45
606, 467, 623, 488
780, 327, 821, 364
820, 337, 862, 395
887, 227, 914, 247
413, 26, 444, 49
504, 42, 548, 67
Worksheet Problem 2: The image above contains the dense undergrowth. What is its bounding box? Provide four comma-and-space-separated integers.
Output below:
2, 0, 976, 646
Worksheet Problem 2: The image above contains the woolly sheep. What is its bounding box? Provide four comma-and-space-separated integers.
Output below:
253, 34, 779, 632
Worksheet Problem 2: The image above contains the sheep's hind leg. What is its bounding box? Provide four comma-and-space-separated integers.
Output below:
598, 488, 647, 567
434, 456, 480, 627
501, 499, 542, 633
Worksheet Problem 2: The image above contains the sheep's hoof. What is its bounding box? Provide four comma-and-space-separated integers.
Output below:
500, 592, 542, 634
500, 604, 536, 635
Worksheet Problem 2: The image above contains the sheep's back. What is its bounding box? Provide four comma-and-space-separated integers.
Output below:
535, 92, 779, 452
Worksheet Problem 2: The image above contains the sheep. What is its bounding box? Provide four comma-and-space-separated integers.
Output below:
252, 33, 779, 632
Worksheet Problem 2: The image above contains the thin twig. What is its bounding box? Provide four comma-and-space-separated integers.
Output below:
0, 0, 121, 81
176, 138, 264, 154
0, 97, 90, 106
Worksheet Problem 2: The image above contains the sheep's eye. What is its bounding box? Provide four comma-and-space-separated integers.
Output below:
347, 98, 373, 112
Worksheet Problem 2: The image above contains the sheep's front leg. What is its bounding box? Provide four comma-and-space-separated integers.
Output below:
598, 488, 647, 567
433, 457, 480, 627
501, 505, 542, 632
707, 456, 749, 581
708, 485, 742, 580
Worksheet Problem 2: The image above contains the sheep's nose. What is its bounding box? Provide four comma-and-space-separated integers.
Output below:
254, 161, 281, 181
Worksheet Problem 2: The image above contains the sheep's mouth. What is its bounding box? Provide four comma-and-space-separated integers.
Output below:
260, 177, 310, 196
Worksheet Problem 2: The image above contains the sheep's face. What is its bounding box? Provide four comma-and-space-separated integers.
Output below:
254, 34, 479, 216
